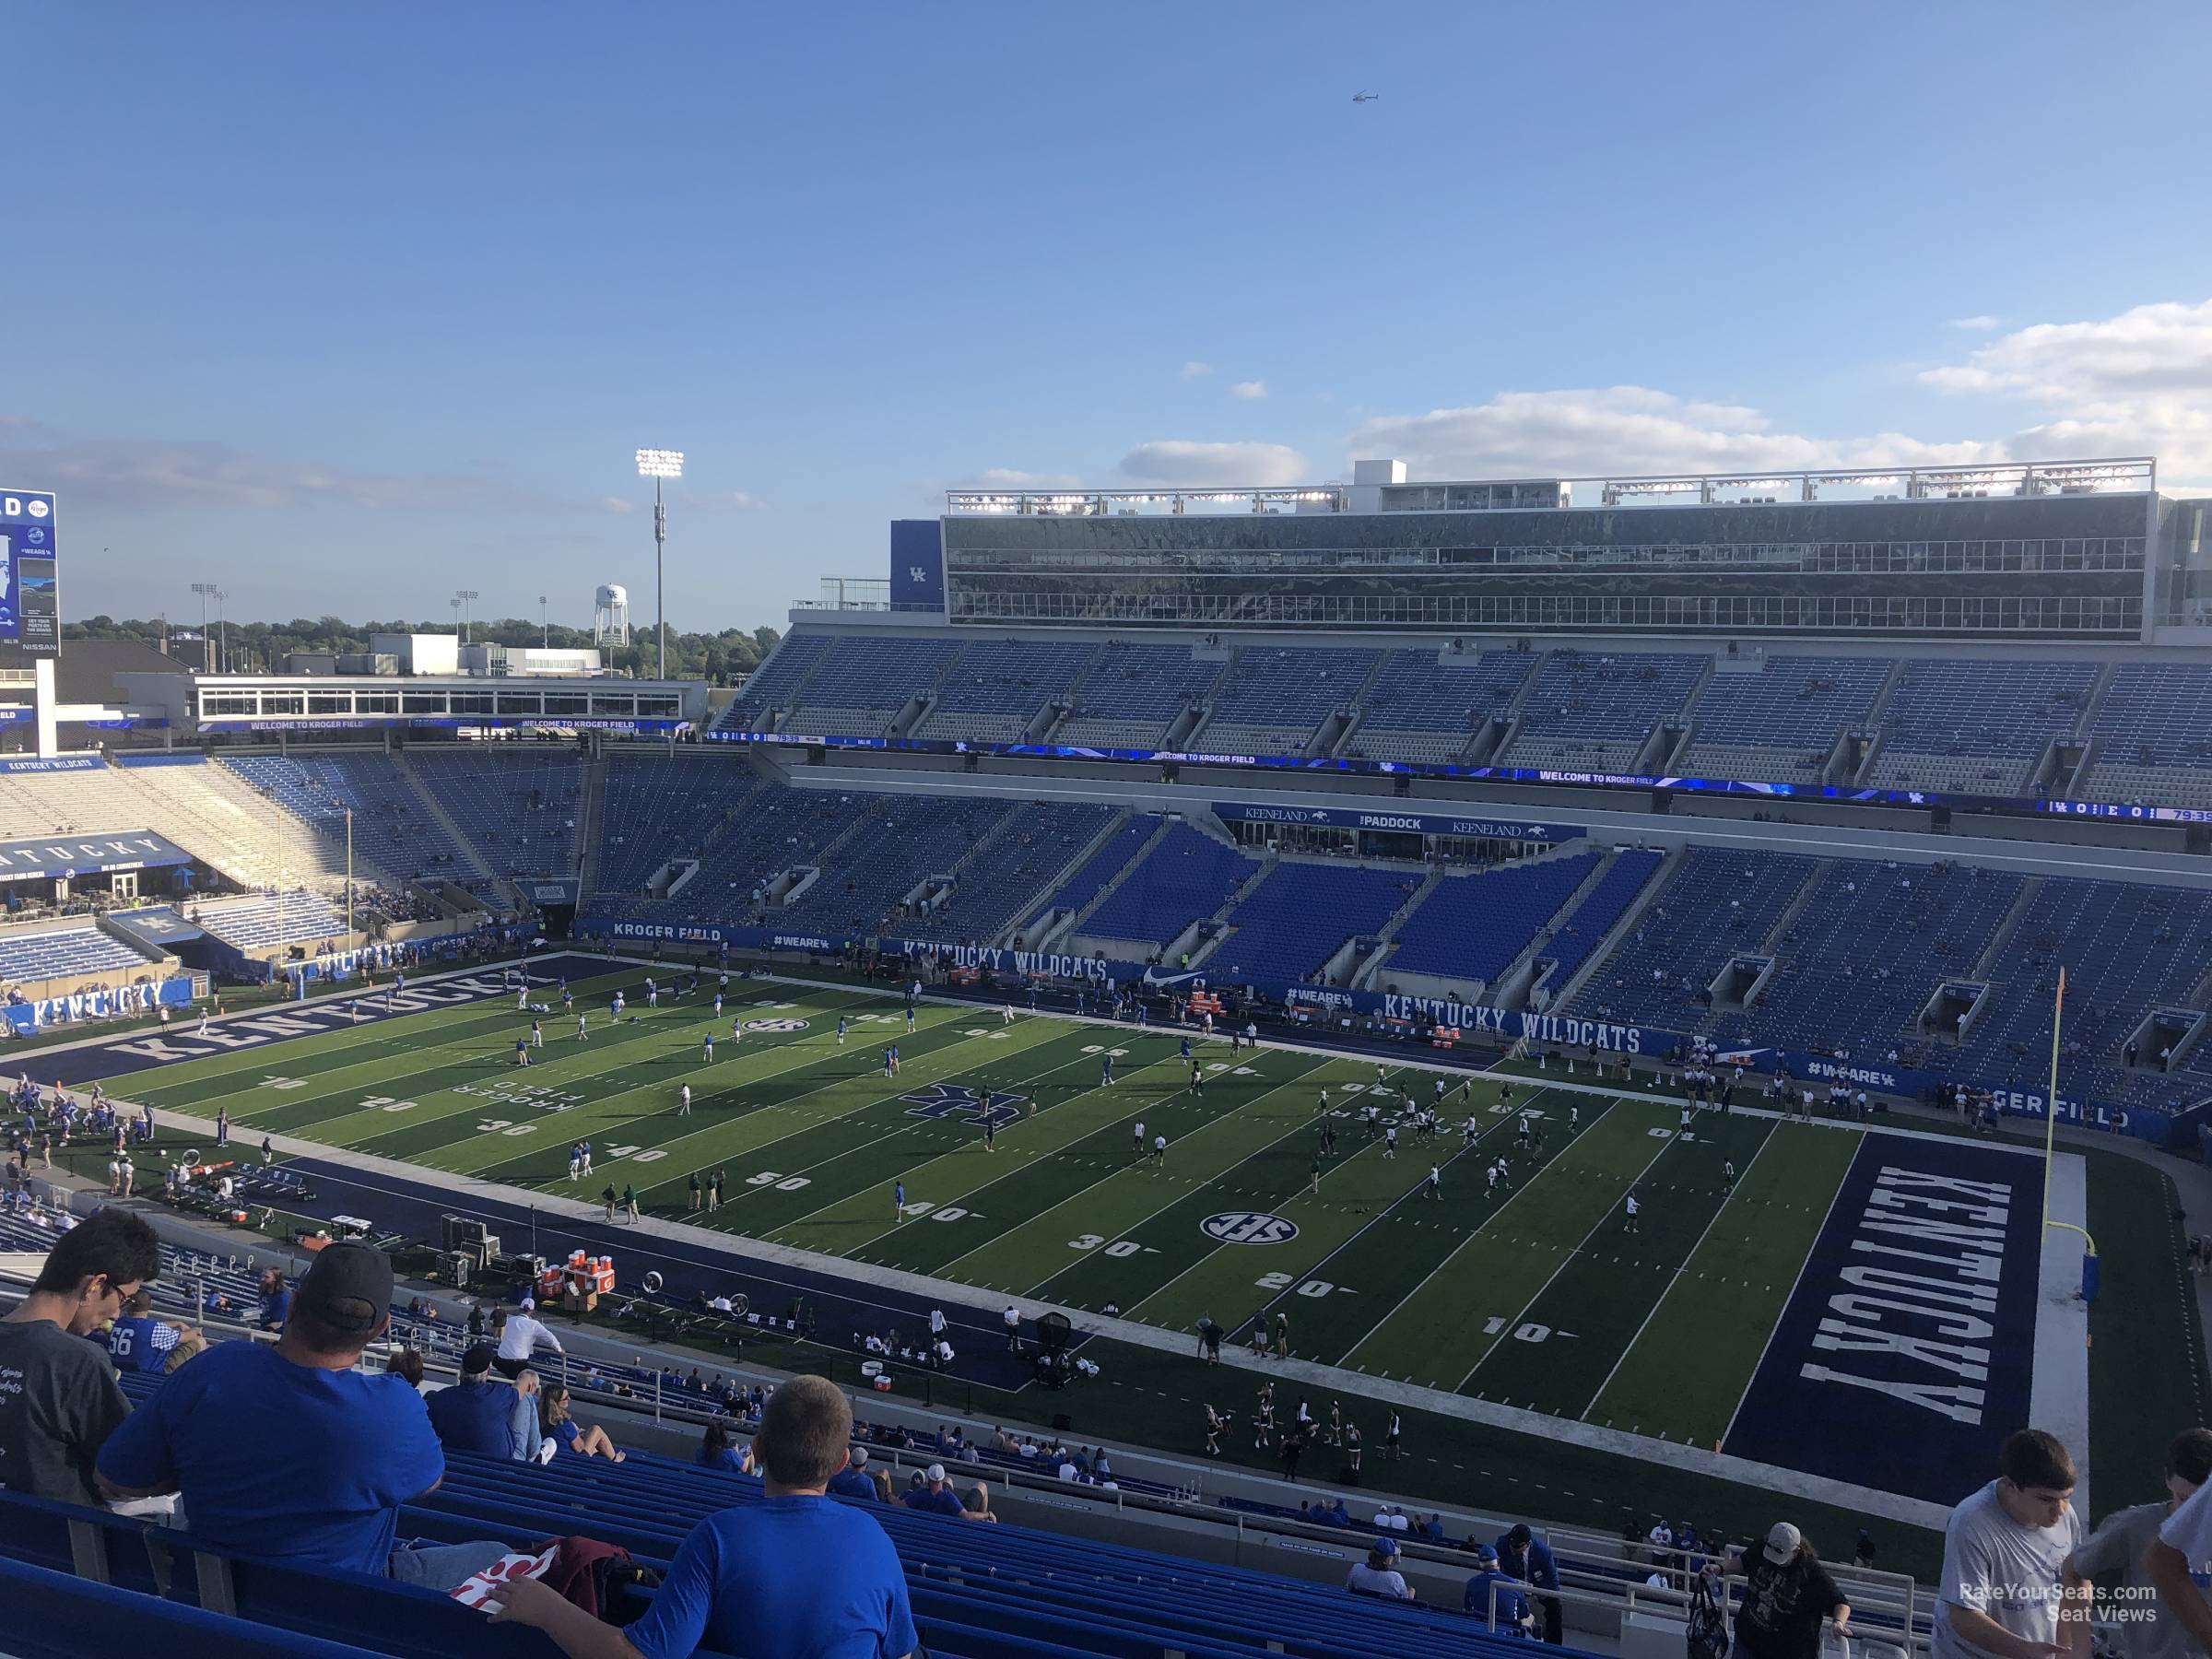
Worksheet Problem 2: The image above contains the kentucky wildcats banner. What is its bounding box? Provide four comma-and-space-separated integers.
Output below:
2, 976, 193, 1035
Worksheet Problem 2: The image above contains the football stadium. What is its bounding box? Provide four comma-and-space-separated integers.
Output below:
6, 17, 2212, 1659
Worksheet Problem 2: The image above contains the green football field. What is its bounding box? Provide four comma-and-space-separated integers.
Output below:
98, 966, 1836, 1427
83, 957, 2206, 1561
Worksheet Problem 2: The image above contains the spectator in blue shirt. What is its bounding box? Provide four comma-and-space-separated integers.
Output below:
902, 1462, 978, 1519
97, 1241, 509, 1593
106, 1288, 201, 1375
696, 1420, 751, 1476
255, 1268, 289, 1333
427, 1343, 541, 1462
826, 1442, 877, 1500
1466, 1544, 1535, 1634
494, 1373, 918, 1659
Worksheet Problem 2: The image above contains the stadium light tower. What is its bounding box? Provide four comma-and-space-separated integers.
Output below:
190, 582, 218, 671
635, 448, 684, 679
538, 594, 548, 648
454, 589, 480, 645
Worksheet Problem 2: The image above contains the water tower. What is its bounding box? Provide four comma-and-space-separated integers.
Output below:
594, 583, 630, 648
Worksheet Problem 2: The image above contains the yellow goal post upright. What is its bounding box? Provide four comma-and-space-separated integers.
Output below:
2041, 967, 2100, 1303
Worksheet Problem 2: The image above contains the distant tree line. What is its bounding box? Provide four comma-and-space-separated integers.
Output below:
62, 614, 782, 685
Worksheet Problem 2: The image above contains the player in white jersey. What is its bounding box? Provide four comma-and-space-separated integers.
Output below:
1425, 1164, 1441, 1199
576, 1014, 588, 1041
678, 1085, 692, 1116
1002, 1003, 1015, 1025
530, 1019, 543, 1048
1373, 1065, 1387, 1093
1623, 1190, 1641, 1233
646, 979, 658, 1008
1382, 1124, 1397, 1159
1132, 1120, 1145, 1156
1494, 1157, 1511, 1190
1318, 1088, 1330, 1115
1486, 1162, 1500, 1195
1464, 1114, 1479, 1144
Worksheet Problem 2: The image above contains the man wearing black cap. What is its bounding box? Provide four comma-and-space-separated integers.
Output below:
96, 1241, 506, 1591
429, 1341, 546, 1463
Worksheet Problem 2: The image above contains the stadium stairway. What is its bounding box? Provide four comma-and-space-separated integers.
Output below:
391, 751, 506, 895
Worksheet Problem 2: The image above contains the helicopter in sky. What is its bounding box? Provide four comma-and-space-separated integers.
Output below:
1352, 90, 1379, 103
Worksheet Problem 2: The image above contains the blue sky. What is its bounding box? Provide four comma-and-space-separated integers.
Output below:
6, 4, 2210, 630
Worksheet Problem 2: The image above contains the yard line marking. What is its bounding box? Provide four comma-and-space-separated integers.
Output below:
1325, 1089, 1602, 1367
1580, 1122, 1779, 1418
1717, 1128, 1864, 1451
1458, 1124, 1680, 1393
1221, 1081, 1571, 1352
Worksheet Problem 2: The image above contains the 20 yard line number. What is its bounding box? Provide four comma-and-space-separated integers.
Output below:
1255, 1271, 1349, 1300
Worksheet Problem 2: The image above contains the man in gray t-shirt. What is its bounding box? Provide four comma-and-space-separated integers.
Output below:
2107, 1431, 2212, 1659
1934, 1430, 2089, 1659
0, 1209, 158, 1507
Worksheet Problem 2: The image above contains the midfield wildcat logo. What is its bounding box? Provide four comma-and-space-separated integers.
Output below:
742, 1018, 810, 1032
901, 1082, 1026, 1128
1201, 1212, 1299, 1245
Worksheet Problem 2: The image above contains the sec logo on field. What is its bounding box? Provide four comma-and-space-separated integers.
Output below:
742, 1018, 810, 1032
1201, 1212, 1299, 1246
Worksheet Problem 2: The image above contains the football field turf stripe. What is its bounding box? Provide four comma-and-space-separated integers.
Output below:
1461, 1110, 1774, 1414
1337, 1099, 1673, 1385
759, 1032, 1269, 1258
1588, 1123, 1859, 1444
671, 1023, 1165, 1238
514, 1012, 1090, 1208
1123, 1073, 1542, 1350
858, 1050, 1337, 1282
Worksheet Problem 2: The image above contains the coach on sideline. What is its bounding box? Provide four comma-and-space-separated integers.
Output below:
492, 1372, 917, 1659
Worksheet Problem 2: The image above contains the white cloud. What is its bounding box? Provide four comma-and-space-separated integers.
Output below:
1181, 360, 1214, 378
1229, 381, 1267, 401
1349, 387, 1994, 480
1947, 315, 2002, 332
688, 489, 767, 511
1919, 297, 2212, 478
1120, 440, 1309, 487
596, 495, 636, 515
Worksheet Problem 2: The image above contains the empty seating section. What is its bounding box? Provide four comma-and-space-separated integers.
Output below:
1077, 823, 1256, 950
0, 925, 149, 984
662, 787, 857, 924
2082, 664, 2212, 806
1057, 643, 1225, 748
1345, 650, 1538, 762
914, 801, 1122, 942
1197, 646, 1380, 753
1677, 656, 1893, 782
780, 794, 1017, 935
1566, 849, 1818, 1029
0, 765, 157, 839
194, 893, 349, 949
712, 631, 832, 730
596, 759, 757, 896
128, 759, 353, 889
409, 750, 585, 876
1536, 849, 1664, 983
228, 755, 476, 886
1501, 653, 1706, 769
916, 639, 1101, 743
1955, 877, 2212, 1102
1212, 861, 1415, 984
1383, 853, 1598, 991
787, 635, 960, 735
1036, 816, 1161, 924
1862, 660, 2099, 792
1748, 864, 2023, 1053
